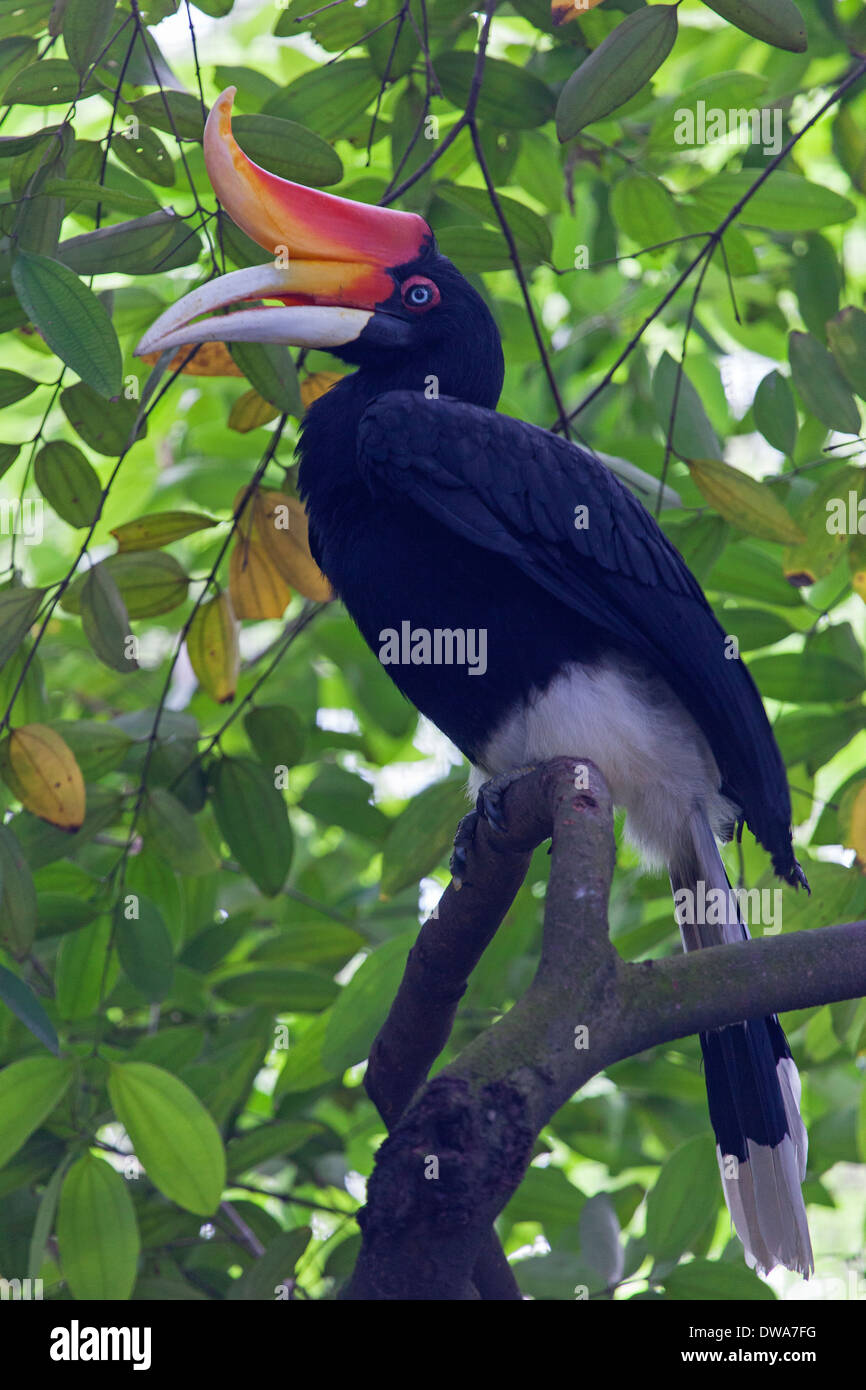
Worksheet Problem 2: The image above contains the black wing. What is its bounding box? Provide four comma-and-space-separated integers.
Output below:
357, 390, 796, 880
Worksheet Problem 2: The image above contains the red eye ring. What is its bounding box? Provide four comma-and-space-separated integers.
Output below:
401, 275, 440, 313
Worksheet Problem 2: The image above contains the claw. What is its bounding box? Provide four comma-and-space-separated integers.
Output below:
450, 810, 479, 889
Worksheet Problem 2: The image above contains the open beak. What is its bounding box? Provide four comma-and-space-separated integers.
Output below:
136, 87, 432, 357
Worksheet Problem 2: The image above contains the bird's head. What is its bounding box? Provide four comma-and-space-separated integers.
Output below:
136, 88, 504, 408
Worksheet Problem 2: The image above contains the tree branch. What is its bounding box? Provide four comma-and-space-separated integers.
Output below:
346, 758, 866, 1300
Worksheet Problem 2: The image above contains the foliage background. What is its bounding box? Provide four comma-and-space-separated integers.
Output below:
0, 0, 865, 1302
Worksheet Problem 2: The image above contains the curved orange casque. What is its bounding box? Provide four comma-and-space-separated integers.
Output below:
204, 88, 432, 306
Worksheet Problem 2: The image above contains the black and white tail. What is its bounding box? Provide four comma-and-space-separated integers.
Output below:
669, 808, 813, 1277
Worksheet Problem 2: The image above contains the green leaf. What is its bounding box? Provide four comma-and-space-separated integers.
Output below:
696, 172, 856, 232
436, 184, 552, 263
57, 1151, 140, 1301
211, 757, 293, 896
108, 1061, 226, 1215
701, 0, 806, 53
261, 59, 381, 142
227, 1227, 311, 1299
0, 442, 20, 478
0, 1055, 72, 1169
244, 705, 306, 770
59, 381, 140, 455
556, 6, 679, 142
322, 932, 414, 1072
299, 765, 390, 842
437, 52, 555, 131
827, 306, 866, 400
720, 606, 792, 652
142, 788, 219, 876
644, 1134, 720, 1262
110, 125, 175, 188
273, 1011, 334, 1094
62, 0, 119, 74
793, 234, 840, 342
0, 368, 38, 407
41, 177, 157, 215
2, 58, 80, 104
610, 173, 680, 248
12, 251, 122, 397
45, 719, 132, 777
775, 706, 866, 773
833, 105, 866, 195
0, 962, 59, 1053
213, 969, 337, 1010
652, 352, 721, 460
28, 1153, 68, 1278
0, 822, 38, 955
116, 896, 174, 1002
750, 651, 864, 703
34, 440, 101, 527
226, 1122, 321, 1178
0, 587, 45, 670
62, 550, 188, 618
56, 915, 112, 1019
381, 775, 468, 897
753, 370, 797, 455
789, 331, 861, 435
229, 342, 301, 415
231, 113, 341, 187
58, 209, 201, 276
663, 1256, 776, 1299
125, 91, 207, 142
79, 562, 138, 674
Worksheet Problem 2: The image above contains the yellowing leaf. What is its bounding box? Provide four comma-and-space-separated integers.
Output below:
840, 781, 866, 866
784, 467, 862, 587
300, 371, 344, 411
186, 592, 240, 703
138, 341, 243, 376
254, 492, 333, 602
111, 510, 218, 551
0, 723, 86, 829
229, 539, 291, 619
686, 458, 805, 545
228, 387, 281, 433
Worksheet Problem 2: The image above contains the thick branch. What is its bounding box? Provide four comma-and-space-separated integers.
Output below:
346, 758, 866, 1300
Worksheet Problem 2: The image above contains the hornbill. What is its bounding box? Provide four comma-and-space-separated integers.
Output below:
138, 88, 813, 1278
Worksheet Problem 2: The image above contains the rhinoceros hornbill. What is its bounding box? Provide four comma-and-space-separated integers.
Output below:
138, 87, 813, 1278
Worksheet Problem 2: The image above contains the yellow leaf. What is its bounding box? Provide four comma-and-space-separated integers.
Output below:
254, 492, 333, 602
300, 372, 344, 412
0, 724, 85, 830
841, 781, 866, 867
229, 539, 291, 620
139, 342, 242, 376
687, 458, 806, 545
186, 592, 240, 704
228, 388, 281, 433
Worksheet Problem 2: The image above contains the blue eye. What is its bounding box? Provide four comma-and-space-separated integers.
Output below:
401, 276, 440, 311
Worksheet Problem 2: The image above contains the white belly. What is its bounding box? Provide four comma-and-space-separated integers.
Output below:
471, 654, 735, 869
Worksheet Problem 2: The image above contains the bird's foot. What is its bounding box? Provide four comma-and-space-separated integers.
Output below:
450, 811, 479, 890
476, 764, 539, 833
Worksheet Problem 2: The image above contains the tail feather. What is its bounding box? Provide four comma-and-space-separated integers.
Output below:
669, 807, 813, 1278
